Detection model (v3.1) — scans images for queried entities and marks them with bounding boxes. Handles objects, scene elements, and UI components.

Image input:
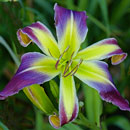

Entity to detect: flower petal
[73,60,130,111]
[54,4,88,59]
[17,21,60,58]
[59,75,78,126]
[49,75,79,128]
[75,38,127,65]
[49,115,60,129]
[23,84,56,114]
[0,52,60,100]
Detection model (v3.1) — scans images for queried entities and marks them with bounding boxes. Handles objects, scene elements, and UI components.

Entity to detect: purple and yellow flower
[0,4,130,128]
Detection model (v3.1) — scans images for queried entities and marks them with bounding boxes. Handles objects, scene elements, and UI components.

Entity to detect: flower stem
[73,113,100,130]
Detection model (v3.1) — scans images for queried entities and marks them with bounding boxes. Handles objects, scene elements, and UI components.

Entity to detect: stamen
[71,59,83,76]
[55,53,65,69]
[63,59,83,77]
[63,60,73,75]
[64,45,70,53]
[48,49,53,57]
[63,52,74,75]
[55,45,70,69]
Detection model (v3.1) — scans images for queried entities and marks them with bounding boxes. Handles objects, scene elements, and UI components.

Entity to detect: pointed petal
[23,84,56,114]
[54,4,88,59]
[59,75,78,127]
[49,75,79,128]
[75,38,127,65]
[73,60,130,111]
[17,21,60,58]
[0,52,60,99]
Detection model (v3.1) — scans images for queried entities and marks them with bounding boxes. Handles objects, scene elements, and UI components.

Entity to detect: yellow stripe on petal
[61,76,75,120]
[59,75,78,125]
[73,60,113,85]
[59,16,80,59]
[75,38,127,65]
[76,44,118,60]
[0,52,60,100]
[17,22,60,58]
[32,56,61,75]
[23,84,56,115]
[54,4,88,60]
[31,27,60,58]
[73,60,130,112]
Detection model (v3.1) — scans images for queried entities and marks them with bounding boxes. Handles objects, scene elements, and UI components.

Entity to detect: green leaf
[64,123,83,130]
[98,0,110,36]
[0,36,20,66]
[87,13,108,34]
[88,0,98,14]
[49,80,59,99]
[78,0,89,10]
[83,84,102,127]
[35,108,44,130]
[23,84,56,115]
[25,7,50,28]
[0,121,9,130]
[34,0,53,15]
[74,113,100,130]
[0,36,56,115]
[0,0,18,1]
[66,0,74,9]
[106,116,130,130]
[110,0,130,24]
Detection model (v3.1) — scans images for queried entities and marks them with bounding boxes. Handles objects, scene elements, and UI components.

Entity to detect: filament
[55,45,70,69]
[63,59,83,77]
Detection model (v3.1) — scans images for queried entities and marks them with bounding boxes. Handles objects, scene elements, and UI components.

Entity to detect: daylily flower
[0,4,130,128]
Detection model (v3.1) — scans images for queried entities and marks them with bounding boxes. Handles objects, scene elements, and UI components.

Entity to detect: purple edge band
[54,3,88,43]
[0,71,49,100]
[16,52,44,74]
[59,98,68,126]
[111,52,127,65]
[59,92,79,127]
[17,29,31,47]
[100,86,130,111]
[77,78,130,111]
[75,59,130,111]
[0,52,49,100]
[17,21,49,51]
[93,61,114,84]
[59,99,79,126]
[49,98,79,129]
[101,38,127,64]
[69,101,79,122]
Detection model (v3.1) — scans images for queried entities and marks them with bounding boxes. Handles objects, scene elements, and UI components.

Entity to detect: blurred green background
[0,0,130,130]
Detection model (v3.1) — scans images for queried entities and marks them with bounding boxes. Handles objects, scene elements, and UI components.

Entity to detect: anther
[63,59,83,77]
[63,52,74,75]
[64,45,70,53]
[55,45,70,69]
[48,49,53,57]
[71,59,83,76]
[63,60,73,75]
